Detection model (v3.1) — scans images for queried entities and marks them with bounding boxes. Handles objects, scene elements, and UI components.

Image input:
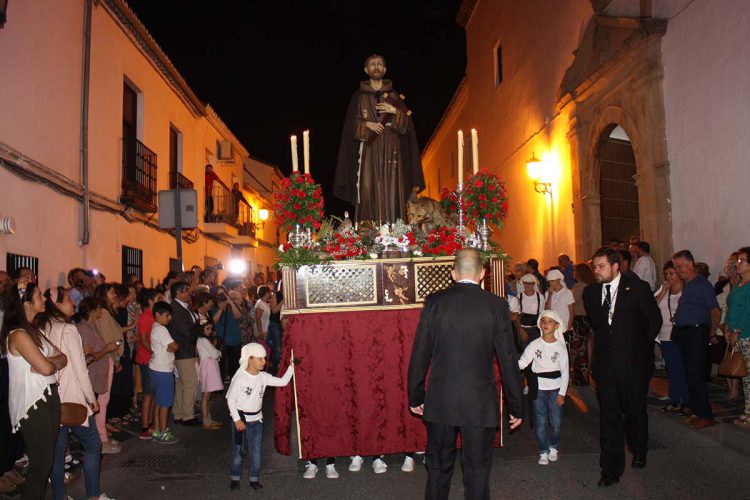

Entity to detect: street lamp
[526,152,551,195]
[256,208,269,229]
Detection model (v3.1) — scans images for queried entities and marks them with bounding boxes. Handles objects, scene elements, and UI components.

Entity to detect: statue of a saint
[334,54,425,223]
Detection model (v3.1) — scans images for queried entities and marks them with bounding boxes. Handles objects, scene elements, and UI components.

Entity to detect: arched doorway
[598,125,640,244]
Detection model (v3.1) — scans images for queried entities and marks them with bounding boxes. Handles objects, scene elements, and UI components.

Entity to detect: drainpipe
[79,0,93,245]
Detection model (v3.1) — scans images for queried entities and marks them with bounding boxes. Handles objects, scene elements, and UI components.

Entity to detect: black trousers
[221,344,241,380]
[19,385,60,500]
[0,357,22,474]
[674,325,713,418]
[425,421,496,500]
[596,373,649,479]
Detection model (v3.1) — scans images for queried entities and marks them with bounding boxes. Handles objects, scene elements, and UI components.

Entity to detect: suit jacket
[583,273,662,384]
[408,282,523,427]
[168,300,198,360]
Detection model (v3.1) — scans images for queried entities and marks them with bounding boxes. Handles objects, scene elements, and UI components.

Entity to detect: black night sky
[127,0,466,216]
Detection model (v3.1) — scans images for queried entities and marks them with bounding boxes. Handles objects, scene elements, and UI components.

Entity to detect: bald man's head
[452,249,484,282]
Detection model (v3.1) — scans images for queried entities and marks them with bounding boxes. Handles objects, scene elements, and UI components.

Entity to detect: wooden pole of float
[291,348,302,459]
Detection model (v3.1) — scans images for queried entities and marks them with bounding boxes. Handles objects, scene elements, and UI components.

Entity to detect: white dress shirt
[601,272,622,325]
[633,254,657,291]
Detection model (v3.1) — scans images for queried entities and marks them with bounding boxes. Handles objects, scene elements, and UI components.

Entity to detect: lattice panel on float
[414,262,455,302]
[304,264,378,307]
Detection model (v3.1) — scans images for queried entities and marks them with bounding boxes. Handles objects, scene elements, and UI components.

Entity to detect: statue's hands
[366,121,385,134]
[376,102,397,114]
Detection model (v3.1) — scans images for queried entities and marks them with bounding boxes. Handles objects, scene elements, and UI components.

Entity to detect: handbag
[718,344,748,378]
[60,402,88,427]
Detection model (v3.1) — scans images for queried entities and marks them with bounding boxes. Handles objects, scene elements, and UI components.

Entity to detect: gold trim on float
[282,303,424,316]
[303,264,379,308]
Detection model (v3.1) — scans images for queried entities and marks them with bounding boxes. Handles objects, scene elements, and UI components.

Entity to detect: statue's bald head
[364,54,386,67]
[452,249,484,282]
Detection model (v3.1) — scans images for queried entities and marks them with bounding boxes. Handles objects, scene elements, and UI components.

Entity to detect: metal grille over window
[122,246,143,281]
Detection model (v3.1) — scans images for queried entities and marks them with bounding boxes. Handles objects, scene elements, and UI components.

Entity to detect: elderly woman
[725,247,750,427]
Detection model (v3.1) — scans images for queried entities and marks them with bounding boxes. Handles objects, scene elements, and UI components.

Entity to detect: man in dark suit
[169,281,200,426]
[583,247,661,487]
[408,249,523,500]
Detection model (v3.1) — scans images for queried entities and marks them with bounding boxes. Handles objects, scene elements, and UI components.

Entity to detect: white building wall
[662,0,750,274]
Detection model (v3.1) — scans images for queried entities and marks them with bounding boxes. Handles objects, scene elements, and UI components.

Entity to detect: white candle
[303,130,310,175]
[471,129,479,174]
[291,135,298,172]
[457,130,464,185]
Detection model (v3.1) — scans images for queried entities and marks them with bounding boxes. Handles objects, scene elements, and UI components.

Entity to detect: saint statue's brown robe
[334,80,425,223]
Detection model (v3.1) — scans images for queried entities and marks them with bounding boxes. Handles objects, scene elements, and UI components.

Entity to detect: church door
[598,125,640,244]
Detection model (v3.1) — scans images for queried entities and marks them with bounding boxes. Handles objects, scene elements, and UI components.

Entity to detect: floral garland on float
[461,168,509,250]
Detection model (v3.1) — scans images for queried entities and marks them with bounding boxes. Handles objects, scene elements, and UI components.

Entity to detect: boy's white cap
[546,269,564,282]
[520,273,538,284]
[536,310,566,344]
[242,343,266,359]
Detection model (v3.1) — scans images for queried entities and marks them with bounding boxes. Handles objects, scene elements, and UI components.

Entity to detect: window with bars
[5,253,39,281]
[122,246,143,282]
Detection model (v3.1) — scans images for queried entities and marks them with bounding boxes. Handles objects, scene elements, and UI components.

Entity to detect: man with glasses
[671,249,721,430]
[583,247,661,487]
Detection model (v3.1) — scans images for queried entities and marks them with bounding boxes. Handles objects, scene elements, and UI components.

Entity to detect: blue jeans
[660,340,689,406]
[267,322,282,374]
[230,420,263,482]
[533,389,563,454]
[50,414,102,500]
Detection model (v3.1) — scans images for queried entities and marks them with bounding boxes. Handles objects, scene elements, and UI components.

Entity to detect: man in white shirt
[632,242,657,291]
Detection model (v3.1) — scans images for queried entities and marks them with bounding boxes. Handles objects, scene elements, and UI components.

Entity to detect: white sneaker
[325,464,339,479]
[372,458,387,474]
[303,462,318,479]
[401,456,414,472]
[349,455,363,472]
[99,494,116,500]
[538,453,549,465]
[548,448,558,462]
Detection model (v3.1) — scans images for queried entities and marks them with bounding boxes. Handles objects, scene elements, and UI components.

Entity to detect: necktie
[603,284,612,314]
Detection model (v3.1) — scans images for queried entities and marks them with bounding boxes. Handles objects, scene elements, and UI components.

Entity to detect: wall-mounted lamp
[256,208,269,229]
[526,153,551,195]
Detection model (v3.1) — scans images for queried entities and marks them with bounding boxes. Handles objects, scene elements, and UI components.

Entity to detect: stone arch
[562,16,672,265]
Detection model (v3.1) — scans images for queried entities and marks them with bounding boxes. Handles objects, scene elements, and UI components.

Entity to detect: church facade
[422,0,750,274]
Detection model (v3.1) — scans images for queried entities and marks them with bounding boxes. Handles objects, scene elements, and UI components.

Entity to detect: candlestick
[457,130,464,184]
[471,129,479,174]
[290,135,298,172]
[303,130,310,175]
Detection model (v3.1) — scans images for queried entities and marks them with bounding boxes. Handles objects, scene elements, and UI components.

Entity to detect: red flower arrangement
[439,187,465,215]
[462,169,509,227]
[321,230,367,260]
[273,172,325,233]
[422,226,465,256]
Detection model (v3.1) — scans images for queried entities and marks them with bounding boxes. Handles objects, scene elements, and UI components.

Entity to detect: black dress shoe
[598,476,620,487]
[181,418,200,427]
[230,480,240,490]
[249,481,263,490]
[632,456,647,469]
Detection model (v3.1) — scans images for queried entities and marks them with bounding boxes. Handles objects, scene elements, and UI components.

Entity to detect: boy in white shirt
[545,269,575,332]
[148,301,179,445]
[226,343,294,491]
[518,310,569,465]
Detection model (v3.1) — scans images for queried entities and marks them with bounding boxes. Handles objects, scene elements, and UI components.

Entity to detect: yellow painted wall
[421,0,592,269]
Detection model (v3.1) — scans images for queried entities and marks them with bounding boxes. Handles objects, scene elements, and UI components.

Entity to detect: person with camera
[213,289,243,382]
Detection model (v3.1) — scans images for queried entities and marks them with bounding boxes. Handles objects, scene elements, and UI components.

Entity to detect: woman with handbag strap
[38,287,114,500]
[1,281,67,500]
[724,246,750,428]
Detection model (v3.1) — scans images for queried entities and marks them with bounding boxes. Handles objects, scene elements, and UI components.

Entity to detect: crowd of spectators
[0,263,283,497]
